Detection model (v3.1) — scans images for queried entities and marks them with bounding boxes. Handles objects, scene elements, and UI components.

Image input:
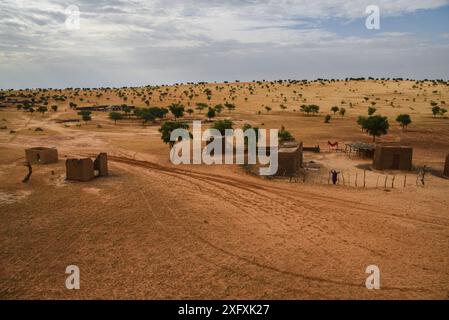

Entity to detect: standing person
[330,170,340,185]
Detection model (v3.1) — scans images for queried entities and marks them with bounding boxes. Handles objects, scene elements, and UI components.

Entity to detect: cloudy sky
[1,0,449,88]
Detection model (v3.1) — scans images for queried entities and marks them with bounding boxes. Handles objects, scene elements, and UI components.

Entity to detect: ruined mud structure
[373,145,413,171]
[25,147,58,164]
[444,154,449,177]
[276,142,303,176]
[66,153,108,182]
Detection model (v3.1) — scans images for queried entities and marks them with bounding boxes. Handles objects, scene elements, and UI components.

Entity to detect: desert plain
[1,79,449,299]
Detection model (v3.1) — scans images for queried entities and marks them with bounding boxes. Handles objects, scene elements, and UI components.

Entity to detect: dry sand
[1,80,448,299]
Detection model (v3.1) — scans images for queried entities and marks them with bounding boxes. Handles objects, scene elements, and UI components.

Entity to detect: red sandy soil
[1,81,448,299]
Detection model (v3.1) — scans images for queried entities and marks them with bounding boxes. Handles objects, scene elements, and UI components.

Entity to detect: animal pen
[344,142,376,158]
[25,147,58,164]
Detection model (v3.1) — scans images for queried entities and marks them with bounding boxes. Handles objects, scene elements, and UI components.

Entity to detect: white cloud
[1,0,449,87]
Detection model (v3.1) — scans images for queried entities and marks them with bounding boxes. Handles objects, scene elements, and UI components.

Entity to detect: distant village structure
[25,147,59,164]
[66,153,109,182]
[277,142,303,176]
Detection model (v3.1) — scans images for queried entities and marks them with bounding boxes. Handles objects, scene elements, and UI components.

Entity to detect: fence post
[363,170,366,188]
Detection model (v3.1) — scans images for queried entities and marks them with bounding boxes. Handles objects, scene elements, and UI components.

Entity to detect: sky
[1,0,449,89]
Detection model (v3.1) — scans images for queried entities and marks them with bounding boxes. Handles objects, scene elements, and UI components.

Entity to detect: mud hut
[444,154,449,177]
[66,153,109,182]
[66,158,95,182]
[25,147,58,164]
[276,142,303,176]
[373,145,413,171]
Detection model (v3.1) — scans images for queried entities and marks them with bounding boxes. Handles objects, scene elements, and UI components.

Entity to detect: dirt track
[1,81,449,299]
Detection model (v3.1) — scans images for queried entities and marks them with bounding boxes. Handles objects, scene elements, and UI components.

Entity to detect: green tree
[109,112,123,125]
[265,106,272,113]
[278,126,295,144]
[169,103,185,120]
[186,108,194,116]
[359,115,390,142]
[51,105,58,112]
[207,107,216,121]
[78,110,92,123]
[196,102,208,114]
[225,102,236,113]
[396,114,412,130]
[432,106,440,117]
[211,119,233,135]
[309,104,320,115]
[339,107,346,117]
[214,104,224,114]
[324,114,332,123]
[368,107,377,115]
[37,106,48,116]
[159,121,190,148]
[122,105,132,118]
[440,108,448,117]
[331,106,339,114]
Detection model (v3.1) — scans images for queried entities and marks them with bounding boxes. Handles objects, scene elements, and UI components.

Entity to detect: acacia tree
[359,115,389,142]
[159,121,190,148]
[396,114,412,130]
[37,106,48,116]
[339,107,346,117]
[278,126,295,144]
[432,106,441,117]
[212,119,233,135]
[169,103,185,120]
[331,106,339,114]
[368,106,377,115]
[224,102,236,113]
[109,112,123,125]
[196,102,208,114]
[207,107,216,121]
[77,110,92,123]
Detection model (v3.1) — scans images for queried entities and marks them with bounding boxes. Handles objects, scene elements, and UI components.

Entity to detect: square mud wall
[66,158,95,182]
[25,147,58,164]
[276,142,303,176]
[444,154,449,177]
[373,146,413,171]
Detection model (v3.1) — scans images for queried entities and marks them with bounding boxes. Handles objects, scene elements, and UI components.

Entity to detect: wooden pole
[355,171,358,187]
[391,175,396,189]
[376,175,380,188]
[363,170,366,188]
[404,175,407,188]
[342,171,345,186]
[384,175,388,189]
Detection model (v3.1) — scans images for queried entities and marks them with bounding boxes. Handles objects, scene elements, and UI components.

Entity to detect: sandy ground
[1,80,449,299]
